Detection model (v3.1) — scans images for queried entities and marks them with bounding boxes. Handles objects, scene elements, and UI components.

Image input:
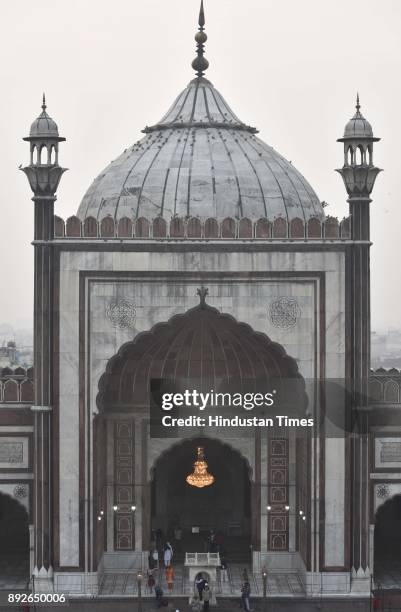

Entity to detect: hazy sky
[0,0,400,331]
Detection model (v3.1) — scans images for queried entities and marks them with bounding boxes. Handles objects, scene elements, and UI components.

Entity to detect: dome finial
[356,92,361,114]
[192,0,209,78]
[42,92,47,112]
[198,0,205,28]
[197,285,209,308]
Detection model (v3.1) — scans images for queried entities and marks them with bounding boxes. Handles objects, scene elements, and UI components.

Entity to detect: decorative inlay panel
[114,421,135,550]
[0,437,29,469]
[268,438,289,551]
[375,437,401,469]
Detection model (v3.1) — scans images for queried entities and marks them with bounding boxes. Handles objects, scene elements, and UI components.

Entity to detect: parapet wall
[54,215,351,240]
[0,367,34,404]
[1,366,399,405]
[369,368,401,405]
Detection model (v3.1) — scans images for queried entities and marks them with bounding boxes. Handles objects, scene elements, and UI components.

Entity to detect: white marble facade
[56,247,347,593]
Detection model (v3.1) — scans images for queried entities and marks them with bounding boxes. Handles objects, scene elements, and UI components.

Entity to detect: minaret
[21,96,66,591]
[336,96,381,591]
[336,94,381,240]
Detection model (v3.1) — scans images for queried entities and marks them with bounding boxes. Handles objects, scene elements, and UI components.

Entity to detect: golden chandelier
[186,447,215,488]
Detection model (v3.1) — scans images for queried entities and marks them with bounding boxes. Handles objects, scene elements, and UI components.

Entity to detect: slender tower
[21,96,66,591]
[337,96,381,591]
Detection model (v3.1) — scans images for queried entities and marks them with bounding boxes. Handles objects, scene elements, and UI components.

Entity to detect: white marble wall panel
[324,437,345,567]
[58,248,345,565]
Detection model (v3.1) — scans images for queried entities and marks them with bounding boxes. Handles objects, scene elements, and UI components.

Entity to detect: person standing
[202,583,211,611]
[195,575,206,600]
[147,568,156,593]
[220,558,228,583]
[150,546,159,569]
[154,584,164,608]
[164,542,173,567]
[241,581,251,612]
[165,564,175,592]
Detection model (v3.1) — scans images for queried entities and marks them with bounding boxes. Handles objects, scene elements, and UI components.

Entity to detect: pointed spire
[356,92,360,113]
[42,93,47,112]
[192,0,209,78]
[199,0,205,28]
[352,92,364,120]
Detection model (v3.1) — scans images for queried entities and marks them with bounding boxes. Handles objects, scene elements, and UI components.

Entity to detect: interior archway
[0,492,29,589]
[151,437,252,562]
[374,494,401,586]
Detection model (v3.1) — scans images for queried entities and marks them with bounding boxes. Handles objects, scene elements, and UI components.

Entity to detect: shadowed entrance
[374,494,401,589]
[0,492,29,589]
[151,438,252,562]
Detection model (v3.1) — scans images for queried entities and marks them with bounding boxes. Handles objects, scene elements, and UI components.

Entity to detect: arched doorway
[95,294,307,570]
[374,495,401,585]
[0,492,29,588]
[151,438,252,562]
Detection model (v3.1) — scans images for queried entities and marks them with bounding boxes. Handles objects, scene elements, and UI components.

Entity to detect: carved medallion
[13,484,28,499]
[106,299,136,329]
[376,484,390,500]
[269,297,301,330]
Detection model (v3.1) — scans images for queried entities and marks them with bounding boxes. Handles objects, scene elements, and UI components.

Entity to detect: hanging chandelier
[186,447,215,488]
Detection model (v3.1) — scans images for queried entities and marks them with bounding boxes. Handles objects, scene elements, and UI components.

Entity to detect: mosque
[1,1,401,602]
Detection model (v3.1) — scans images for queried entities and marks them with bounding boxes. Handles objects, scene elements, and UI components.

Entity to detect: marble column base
[351,567,371,594]
[31,566,54,593]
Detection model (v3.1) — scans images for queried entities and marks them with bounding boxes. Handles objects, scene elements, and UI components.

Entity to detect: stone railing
[185,552,221,566]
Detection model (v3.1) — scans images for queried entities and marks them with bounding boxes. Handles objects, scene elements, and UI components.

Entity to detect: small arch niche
[39,145,48,165]
[32,145,39,165]
[355,145,366,166]
[50,145,57,165]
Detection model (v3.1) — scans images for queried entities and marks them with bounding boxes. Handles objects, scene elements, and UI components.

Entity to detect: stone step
[99,564,305,597]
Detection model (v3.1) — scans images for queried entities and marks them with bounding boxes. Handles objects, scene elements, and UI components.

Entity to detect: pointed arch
[97,302,305,412]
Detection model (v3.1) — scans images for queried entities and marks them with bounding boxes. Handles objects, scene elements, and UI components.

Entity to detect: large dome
[78,79,323,222]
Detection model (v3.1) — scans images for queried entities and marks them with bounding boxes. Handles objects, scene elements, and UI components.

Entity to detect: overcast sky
[0,0,400,332]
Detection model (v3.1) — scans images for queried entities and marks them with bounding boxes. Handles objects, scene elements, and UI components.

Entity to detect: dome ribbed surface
[29,109,60,138]
[78,78,323,222]
[343,110,373,139]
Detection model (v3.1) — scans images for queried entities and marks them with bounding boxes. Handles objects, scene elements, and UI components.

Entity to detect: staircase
[98,563,305,597]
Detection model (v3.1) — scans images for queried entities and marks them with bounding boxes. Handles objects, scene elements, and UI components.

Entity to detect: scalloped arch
[97,302,304,412]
